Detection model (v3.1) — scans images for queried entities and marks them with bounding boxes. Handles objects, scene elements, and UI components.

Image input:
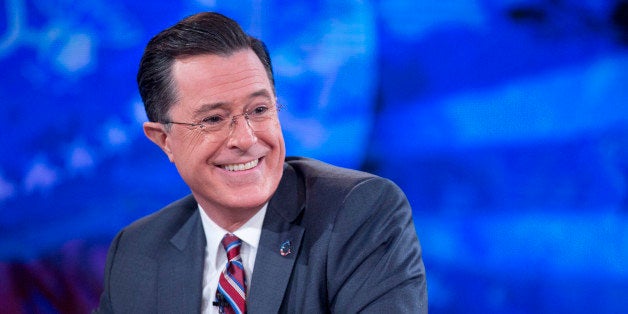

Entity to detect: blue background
[1,0,627,313]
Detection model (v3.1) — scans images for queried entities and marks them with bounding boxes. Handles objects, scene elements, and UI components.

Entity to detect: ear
[143,122,174,162]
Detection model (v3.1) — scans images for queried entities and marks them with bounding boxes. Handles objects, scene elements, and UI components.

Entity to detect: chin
[222,189,272,210]
[225,199,268,212]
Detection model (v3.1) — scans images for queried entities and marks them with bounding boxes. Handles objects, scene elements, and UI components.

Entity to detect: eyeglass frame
[158,103,283,139]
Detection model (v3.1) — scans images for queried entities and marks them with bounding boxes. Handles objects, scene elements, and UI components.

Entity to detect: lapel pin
[280,240,292,256]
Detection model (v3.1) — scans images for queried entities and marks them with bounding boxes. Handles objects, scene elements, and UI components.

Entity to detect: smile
[222,158,259,172]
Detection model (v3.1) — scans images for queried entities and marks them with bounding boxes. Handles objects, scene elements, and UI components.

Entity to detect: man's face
[145,49,285,215]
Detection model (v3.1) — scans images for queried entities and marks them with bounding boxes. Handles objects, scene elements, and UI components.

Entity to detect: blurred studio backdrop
[1,0,627,313]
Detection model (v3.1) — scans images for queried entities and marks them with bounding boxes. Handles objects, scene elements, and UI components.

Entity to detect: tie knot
[222,233,242,260]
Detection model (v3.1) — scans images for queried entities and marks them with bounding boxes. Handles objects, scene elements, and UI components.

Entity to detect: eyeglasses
[160,104,281,142]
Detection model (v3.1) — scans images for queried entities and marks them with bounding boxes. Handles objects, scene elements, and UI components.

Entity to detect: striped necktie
[215,233,246,314]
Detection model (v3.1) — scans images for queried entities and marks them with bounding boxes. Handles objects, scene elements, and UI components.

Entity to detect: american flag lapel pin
[280,240,292,256]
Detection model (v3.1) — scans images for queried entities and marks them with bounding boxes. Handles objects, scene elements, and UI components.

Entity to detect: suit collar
[169,195,202,251]
[247,162,306,313]
[159,197,206,313]
[267,162,305,222]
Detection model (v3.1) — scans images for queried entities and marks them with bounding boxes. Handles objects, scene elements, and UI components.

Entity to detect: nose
[226,115,257,150]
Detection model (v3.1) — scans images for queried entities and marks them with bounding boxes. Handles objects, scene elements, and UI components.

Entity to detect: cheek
[268,123,285,149]
[172,132,216,164]
[276,130,286,157]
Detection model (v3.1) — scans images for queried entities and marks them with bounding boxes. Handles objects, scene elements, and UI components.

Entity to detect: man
[96,12,427,313]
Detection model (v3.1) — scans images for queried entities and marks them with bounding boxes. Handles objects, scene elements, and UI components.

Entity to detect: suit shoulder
[285,157,404,208]
[118,195,197,246]
[125,194,196,230]
[285,156,381,186]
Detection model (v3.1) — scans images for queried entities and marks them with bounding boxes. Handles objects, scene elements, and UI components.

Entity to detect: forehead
[171,50,272,109]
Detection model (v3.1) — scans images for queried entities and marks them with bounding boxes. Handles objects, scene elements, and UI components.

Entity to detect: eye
[250,105,270,116]
[201,114,226,125]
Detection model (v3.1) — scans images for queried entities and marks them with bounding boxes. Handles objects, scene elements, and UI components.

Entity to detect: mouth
[220,158,261,172]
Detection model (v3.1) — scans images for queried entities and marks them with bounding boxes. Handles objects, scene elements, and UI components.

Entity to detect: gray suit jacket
[96,157,427,313]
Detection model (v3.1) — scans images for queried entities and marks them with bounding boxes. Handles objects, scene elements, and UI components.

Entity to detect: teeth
[223,159,259,172]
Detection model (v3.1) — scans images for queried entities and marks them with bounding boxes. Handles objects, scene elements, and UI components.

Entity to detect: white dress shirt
[198,203,267,314]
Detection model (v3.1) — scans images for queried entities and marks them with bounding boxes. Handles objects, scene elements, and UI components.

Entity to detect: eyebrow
[192,89,274,117]
[192,102,228,118]
[248,89,273,101]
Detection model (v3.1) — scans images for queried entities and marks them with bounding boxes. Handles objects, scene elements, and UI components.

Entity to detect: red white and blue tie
[215,234,246,314]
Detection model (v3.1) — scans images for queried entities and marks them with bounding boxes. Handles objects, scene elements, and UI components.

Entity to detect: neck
[198,201,263,232]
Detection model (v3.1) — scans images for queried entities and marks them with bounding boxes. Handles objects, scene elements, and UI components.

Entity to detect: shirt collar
[198,203,267,262]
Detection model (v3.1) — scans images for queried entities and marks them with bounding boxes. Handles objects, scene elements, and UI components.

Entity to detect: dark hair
[137,12,275,122]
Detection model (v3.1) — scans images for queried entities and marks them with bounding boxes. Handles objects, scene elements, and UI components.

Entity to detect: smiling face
[143,49,285,228]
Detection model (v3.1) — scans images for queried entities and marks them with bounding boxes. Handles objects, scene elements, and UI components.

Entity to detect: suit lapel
[247,163,306,313]
[157,204,206,313]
